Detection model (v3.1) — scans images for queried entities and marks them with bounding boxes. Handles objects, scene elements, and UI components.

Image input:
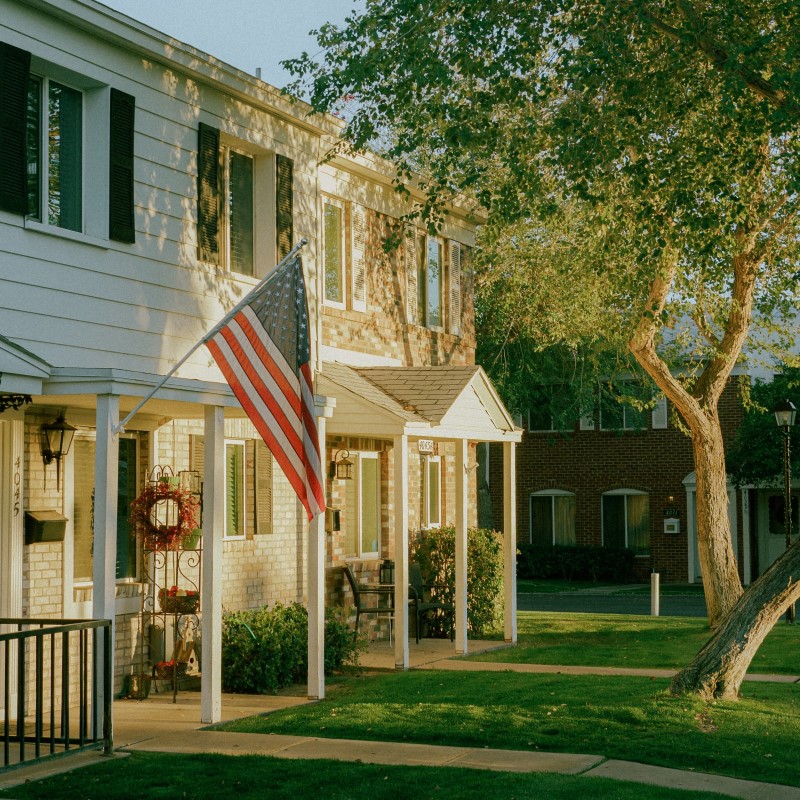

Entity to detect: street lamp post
[773,400,797,623]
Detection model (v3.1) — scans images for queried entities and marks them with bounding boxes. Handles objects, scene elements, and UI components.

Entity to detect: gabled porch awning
[318,362,521,443]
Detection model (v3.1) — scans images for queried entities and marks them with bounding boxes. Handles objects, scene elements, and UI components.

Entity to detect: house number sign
[13,456,21,516]
[417,439,435,455]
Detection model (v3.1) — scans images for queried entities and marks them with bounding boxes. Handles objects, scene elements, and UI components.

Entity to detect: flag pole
[113,238,309,434]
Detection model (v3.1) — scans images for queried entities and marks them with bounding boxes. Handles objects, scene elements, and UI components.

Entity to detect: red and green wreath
[130,480,200,551]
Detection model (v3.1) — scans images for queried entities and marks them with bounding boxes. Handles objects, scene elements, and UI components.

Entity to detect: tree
[285,1,800,698]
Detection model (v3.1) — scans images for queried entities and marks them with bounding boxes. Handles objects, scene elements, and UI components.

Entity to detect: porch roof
[318,362,522,442]
[0,334,51,395]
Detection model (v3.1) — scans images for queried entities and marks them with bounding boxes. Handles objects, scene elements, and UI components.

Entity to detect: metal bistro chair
[408,562,454,644]
[343,564,394,636]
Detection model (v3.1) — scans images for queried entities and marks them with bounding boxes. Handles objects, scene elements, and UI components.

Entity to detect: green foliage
[221,603,361,694]
[411,527,504,636]
[728,367,800,487]
[517,545,636,583]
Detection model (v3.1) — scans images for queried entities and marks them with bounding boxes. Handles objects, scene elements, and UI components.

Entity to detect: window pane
[228,151,254,275]
[602,494,626,549]
[600,385,624,430]
[360,456,379,554]
[768,494,800,536]
[344,474,357,556]
[73,439,94,582]
[627,494,650,554]
[427,459,441,527]
[48,81,82,231]
[427,238,442,327]
[416,233,427,324]
[116,438,138,579]
[528,403,553,432]
[225,443,245,537]
[531,495,553,546]
[324,202,343,302]
[553,495,576,546]
[26,76,41,220]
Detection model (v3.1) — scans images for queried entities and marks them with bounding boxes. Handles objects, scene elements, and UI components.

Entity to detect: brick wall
[321,207,476,367]
[491,379,746,582]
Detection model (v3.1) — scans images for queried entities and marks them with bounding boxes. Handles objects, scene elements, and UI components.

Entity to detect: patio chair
[408,562,454,644]
[342,564,394,635]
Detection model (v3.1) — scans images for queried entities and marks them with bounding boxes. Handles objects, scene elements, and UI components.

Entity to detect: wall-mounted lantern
[40,413,76,491]
[329,448,353,481]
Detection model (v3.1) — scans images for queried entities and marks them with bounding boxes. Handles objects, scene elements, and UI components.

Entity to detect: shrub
[411,527,504,637]
[517,544,635,583]
[222,603,361,694]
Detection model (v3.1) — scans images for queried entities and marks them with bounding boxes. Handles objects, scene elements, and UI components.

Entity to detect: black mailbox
[25,510,67,545]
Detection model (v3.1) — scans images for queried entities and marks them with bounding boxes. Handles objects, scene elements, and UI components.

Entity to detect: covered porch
[317,362,522,674]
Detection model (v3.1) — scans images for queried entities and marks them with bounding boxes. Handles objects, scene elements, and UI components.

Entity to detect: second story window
[323,197,346,306]
[198,122,289,277]
[27,76,82,232]
[418,233,443,329]
[222,147,254,276]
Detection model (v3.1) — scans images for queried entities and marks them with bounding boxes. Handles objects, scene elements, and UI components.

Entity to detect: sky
[97,0,359,90]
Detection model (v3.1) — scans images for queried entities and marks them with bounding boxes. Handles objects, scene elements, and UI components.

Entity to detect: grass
[0,751,725,800]
[216,670,800,788]
[466,611,800,673]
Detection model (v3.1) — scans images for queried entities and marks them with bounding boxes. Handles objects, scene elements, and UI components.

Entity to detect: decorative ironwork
[0,394,31,414]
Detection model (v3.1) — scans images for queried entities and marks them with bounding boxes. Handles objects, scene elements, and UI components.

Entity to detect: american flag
[204,256,325,521]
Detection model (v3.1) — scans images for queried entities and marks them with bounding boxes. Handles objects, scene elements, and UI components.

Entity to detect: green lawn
[466,611,800,673]
[216,670,800,787]
[0,752,725,800]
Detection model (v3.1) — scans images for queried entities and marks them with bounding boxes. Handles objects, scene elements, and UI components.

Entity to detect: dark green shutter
[197,122,220,264]
[0,42,31,215]
[108,88,135,243]
[275,153,293,259]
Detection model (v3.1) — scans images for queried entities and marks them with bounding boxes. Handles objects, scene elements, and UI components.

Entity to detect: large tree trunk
[670,541,800,699]
[691,417,743,626]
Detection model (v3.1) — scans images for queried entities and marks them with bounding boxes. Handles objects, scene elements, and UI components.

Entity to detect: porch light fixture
[329,449,353,481]
[40,413,77,492]
[773,399,797,623]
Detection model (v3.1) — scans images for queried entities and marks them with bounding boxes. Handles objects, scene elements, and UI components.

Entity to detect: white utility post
[503,440,517,643]
[93,394,119,736]
[201,405,224,724]
[455,439,469,654]
[393,434,409,669]
[307,402,331,700]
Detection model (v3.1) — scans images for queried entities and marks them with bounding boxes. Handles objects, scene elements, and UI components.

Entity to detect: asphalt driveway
[518,586,708,617]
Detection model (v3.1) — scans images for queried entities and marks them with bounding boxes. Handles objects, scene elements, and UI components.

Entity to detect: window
[404,229,461,333]
[344,452,381,558]
[225,440,246,538]
[602,490,649,555]
[530,491,576,546]
[421,455,442,528]
[528,386,577,432]
[222,147,254,276]
[417,233,443,328]
[26,75,82,231]
[73,433,138,583]
[0,43,135,240]
[600,382,649,430]
[323,197,345,306]
[197,122,286,275]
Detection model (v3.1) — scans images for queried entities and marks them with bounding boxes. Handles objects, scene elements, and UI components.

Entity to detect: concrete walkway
[3,643,800,800]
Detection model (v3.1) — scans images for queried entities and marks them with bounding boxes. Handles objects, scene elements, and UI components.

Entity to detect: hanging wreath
[130,480,200,551]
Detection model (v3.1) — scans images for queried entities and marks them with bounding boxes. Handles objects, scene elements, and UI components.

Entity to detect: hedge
[517,544,635,582]
[221,603,361,695]
[411,526,504,637]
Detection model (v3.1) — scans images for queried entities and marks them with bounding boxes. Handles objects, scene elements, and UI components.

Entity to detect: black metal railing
[0,618,112,770]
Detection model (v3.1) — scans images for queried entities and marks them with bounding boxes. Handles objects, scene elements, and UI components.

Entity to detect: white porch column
[93,394,119,734]
[455,438,469,654]
[201,405,224,724]
[393,434,409,669]
[308,395,334,700]
[503,440,517,643]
